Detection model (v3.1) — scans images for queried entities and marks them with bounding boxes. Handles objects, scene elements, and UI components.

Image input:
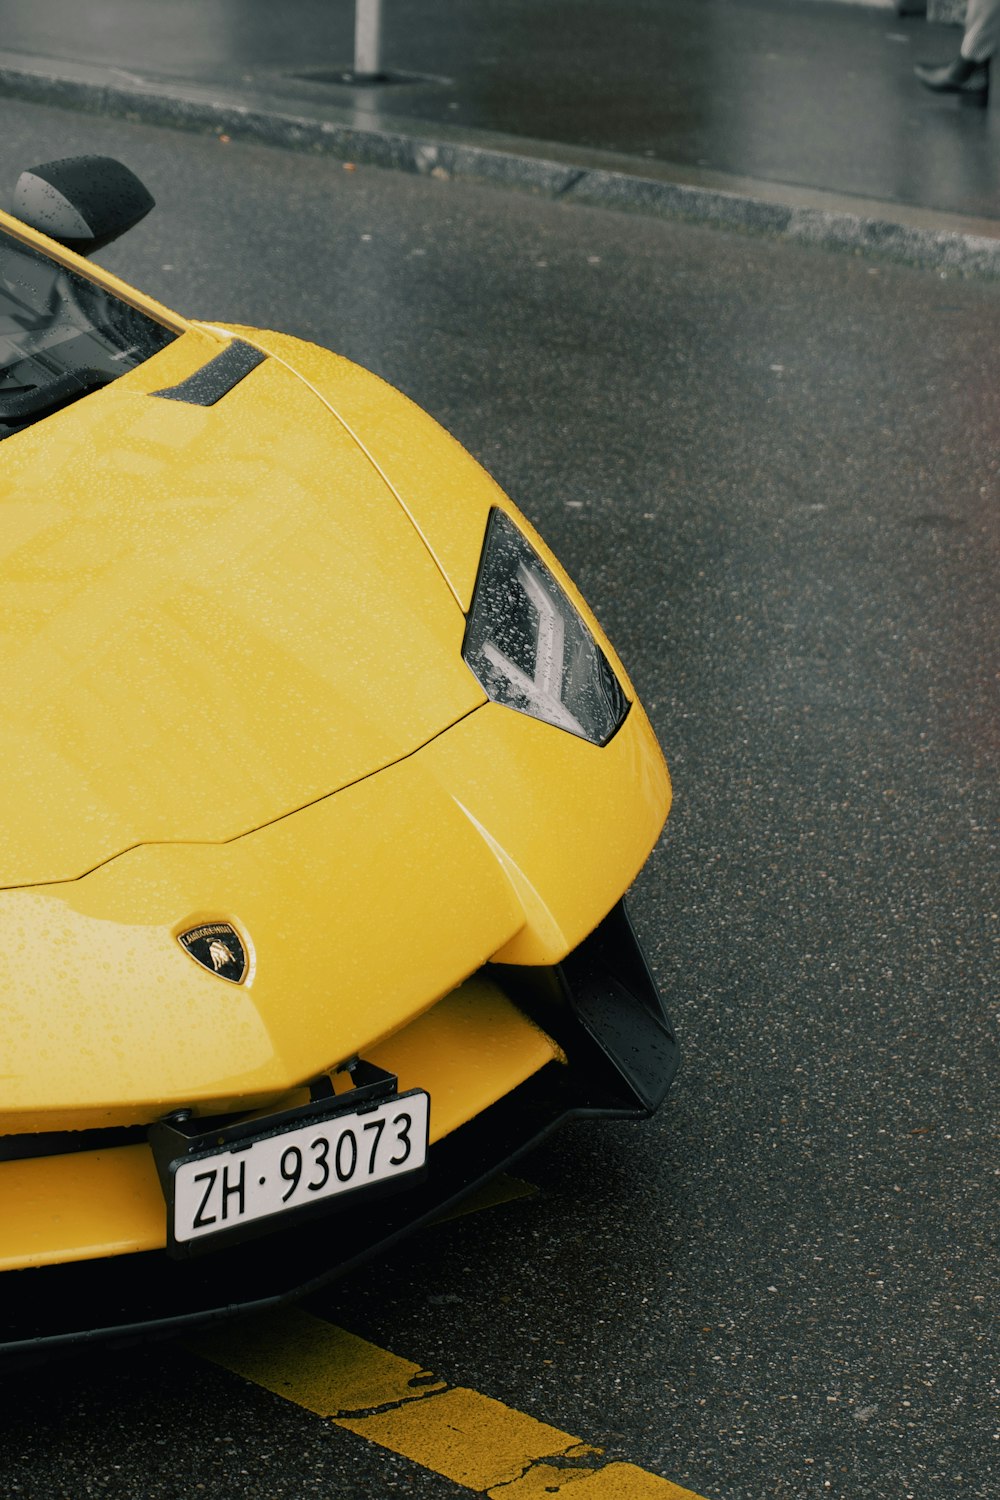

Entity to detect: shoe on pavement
[914,56,989,97]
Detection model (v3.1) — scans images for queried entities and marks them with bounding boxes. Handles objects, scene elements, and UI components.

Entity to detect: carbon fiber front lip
[0,901,678,1367]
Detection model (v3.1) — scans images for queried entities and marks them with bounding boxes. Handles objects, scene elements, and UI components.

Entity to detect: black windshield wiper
[0,366,113,425]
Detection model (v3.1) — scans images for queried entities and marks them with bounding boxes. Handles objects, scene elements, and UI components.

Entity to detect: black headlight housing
[462,508,629,746]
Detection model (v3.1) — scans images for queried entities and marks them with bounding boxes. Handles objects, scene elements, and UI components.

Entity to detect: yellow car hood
[0,331,483,887]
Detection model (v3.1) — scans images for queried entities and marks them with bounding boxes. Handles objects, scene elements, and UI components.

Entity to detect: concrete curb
[2,55,999,279]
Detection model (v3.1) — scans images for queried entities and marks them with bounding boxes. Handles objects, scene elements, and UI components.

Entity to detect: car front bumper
[0,901,678,1368]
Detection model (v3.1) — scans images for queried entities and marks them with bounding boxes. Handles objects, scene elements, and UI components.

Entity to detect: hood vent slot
[153,339,265,406]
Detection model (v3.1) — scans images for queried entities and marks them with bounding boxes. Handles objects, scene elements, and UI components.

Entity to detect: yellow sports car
[0,156,677,1362]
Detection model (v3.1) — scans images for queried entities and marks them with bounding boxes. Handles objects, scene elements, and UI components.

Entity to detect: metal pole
[354,0,384,80]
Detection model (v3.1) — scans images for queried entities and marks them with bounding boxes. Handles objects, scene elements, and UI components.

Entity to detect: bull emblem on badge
[208,938,236,972]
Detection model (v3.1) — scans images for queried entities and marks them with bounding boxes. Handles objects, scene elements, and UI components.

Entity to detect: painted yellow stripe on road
[192,1308,711,1500]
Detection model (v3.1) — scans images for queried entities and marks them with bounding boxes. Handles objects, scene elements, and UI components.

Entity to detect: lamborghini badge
[178,923,248,984]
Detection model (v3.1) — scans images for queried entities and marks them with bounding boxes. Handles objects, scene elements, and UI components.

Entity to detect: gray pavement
[0,0,999,274]
[1,93,997,1500]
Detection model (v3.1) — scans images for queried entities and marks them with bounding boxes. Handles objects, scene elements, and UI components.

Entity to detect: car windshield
[0,226,176,441]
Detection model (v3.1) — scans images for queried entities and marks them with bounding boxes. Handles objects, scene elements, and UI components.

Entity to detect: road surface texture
[0,0,998,222]
[0,96,996,1500]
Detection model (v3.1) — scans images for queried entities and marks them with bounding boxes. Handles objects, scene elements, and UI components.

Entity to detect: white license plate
[171,1091,430,1245]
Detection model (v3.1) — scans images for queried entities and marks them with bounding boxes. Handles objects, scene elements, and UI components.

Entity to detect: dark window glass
[0,228,176,440]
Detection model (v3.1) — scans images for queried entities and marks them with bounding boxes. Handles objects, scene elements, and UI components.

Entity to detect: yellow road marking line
[192,1308,712,1500]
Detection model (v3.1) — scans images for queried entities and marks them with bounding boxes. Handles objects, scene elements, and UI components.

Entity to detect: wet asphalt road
[1,99,998,1500]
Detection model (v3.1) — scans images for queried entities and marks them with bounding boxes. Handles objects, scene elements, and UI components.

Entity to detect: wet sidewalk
[1,0,998,256]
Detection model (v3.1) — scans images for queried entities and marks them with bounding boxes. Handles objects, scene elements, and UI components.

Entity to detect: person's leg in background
[915,0,1000,95]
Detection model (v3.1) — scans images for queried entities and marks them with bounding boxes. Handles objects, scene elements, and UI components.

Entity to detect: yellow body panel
[0,695,666,1132]
[0,980,562,1269]
[421,702,670,967]
[0,330,483,886]
[217,324,640,696]
[219,324,506,613]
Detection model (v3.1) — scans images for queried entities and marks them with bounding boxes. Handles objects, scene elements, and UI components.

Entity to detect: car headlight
[462,508,629,745]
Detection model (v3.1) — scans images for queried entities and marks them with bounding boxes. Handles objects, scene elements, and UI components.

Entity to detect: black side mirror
[11,156,154,256]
